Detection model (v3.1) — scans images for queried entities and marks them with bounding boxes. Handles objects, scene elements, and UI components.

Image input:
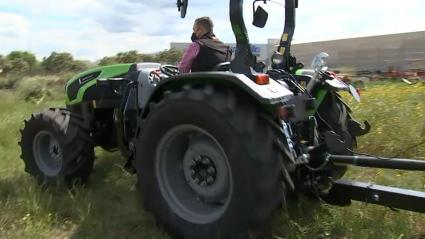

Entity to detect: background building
[171,30,425,72]
[268,30,425,72]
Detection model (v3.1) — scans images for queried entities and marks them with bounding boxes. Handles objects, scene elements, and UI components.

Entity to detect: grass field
[0,81,424,239]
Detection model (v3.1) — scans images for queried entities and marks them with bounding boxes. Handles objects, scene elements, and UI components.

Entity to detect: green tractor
[19,0,311,237]
[17,0,380,238]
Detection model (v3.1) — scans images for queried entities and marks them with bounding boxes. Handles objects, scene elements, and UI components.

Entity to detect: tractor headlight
[271,51,284,65]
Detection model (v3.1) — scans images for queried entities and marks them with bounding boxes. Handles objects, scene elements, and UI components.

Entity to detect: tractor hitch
[322,179,425,214]
[313,152,425,214]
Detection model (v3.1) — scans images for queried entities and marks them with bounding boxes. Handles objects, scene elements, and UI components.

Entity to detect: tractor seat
[212,62,231,72]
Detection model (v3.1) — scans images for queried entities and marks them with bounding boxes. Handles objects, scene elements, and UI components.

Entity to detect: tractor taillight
[356,88,361,96]
[255,74,269,85]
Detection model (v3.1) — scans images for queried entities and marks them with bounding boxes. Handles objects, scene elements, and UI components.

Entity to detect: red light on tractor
[329,71,336,78]
[356,88,361,96]
[255,74,270,85]
[278,106,288,120]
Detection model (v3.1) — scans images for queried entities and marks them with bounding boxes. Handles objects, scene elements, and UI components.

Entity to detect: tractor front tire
[134,85,288,239]
[19,108,95,187]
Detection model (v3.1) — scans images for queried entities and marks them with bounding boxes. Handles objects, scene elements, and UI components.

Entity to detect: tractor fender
[135,68,162,109]
[139,72,295,115]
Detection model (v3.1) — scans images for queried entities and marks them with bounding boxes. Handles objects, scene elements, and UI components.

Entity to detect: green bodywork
[65,64,133,105]
[308,89,327,116]
[294,69,327,116]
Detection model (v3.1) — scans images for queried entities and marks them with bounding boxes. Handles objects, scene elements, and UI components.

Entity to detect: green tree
[6,51,37,71]
[42,52,76,72]
[98,56,118,66]
[99,51,157,66]
[0,55,5,68]
[139,54,156,62]
[155,47,184,64]
[116,50,140,63]
[69,60,89,72]
[3,58,29,89]
[0,55,12,73]
[9,58,29,74]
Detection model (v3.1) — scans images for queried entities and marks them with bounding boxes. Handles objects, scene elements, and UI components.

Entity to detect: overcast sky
[1,0,425,61]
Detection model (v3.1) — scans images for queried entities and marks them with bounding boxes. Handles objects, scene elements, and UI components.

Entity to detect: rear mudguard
[295,70,371,139]
[295,69,350,93]
[312,89,371,139]
[139,72,295,118]
[311,90,353,115]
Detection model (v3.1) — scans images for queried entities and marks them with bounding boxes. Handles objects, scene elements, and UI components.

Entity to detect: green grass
[0,82,424,239]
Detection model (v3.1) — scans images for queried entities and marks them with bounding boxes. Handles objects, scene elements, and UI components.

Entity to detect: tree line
[0,48,184,75]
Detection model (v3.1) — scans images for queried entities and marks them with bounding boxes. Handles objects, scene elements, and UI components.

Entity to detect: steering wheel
[148,71,162,85]
[160,65,180,77]
[176,0,188,18]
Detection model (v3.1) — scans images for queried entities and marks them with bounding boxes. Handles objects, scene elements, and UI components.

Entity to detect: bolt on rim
[32,130,63,177]
[155,124,233,224]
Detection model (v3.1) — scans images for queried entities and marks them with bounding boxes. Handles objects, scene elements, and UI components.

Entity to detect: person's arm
[178,42,200,73]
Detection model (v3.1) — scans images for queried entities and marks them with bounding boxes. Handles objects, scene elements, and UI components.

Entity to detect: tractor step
[321,179,425,213]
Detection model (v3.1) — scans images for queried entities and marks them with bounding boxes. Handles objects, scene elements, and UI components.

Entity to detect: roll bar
[229,0,258,75]
[278,0,297,70]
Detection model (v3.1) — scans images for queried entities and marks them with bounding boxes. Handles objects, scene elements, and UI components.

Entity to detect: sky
[1,0,425,62]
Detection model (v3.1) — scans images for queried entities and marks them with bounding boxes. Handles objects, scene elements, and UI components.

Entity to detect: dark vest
[191,33,231,72]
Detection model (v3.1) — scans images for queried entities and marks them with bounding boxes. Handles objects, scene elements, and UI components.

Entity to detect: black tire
[134,85,289,239]
[316,92,355,179]
[18,108,95,187]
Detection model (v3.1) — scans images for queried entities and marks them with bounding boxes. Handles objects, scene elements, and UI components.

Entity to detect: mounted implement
[17,0,425,238]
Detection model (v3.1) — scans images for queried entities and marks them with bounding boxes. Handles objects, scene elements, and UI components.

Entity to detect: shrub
[0,74,25,89]
[58,71,78,83]
[15,77,46,101]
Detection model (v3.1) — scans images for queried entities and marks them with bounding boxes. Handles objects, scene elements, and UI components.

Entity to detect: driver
[178,16,232,73]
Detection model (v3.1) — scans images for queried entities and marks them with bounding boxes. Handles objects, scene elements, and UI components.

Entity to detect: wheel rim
[155,124,233,224]
[32,130,63,177]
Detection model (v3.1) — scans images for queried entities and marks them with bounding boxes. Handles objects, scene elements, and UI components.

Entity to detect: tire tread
[18,107,95,186]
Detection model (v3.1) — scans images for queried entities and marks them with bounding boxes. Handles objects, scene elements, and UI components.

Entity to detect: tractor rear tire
[134,85,288,239]
[19,108,95,187]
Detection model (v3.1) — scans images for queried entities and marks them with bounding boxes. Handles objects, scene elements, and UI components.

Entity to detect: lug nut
[202,158,210,165]
[189,160,196,166]
[206,177,214,183]
[207,167,215,174]
[193,178,200,184]
[190,170,195,175]
[194,156,202,162]
[200,181,207,187]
